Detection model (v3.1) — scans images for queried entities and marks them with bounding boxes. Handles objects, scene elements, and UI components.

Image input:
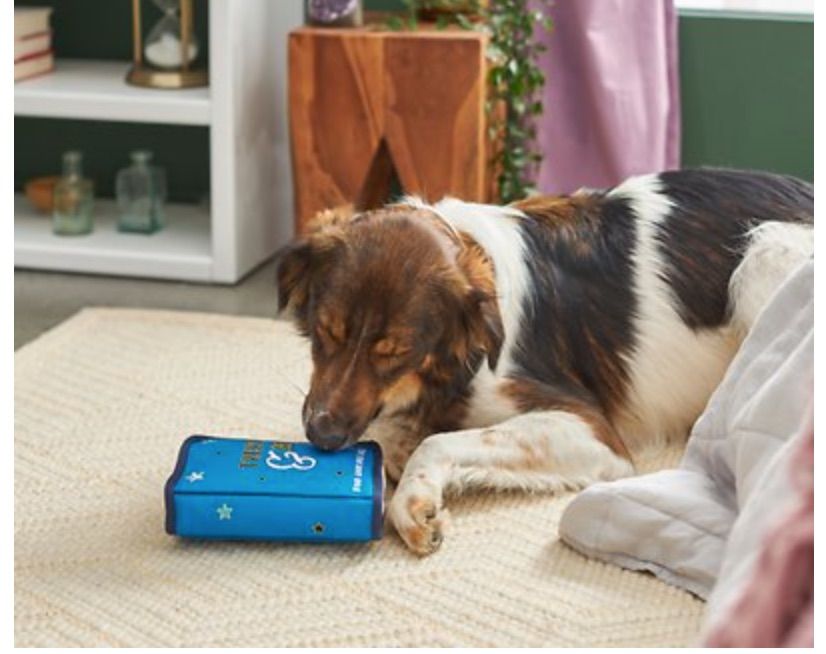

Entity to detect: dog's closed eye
[373,339,412,359]
[316,323,340,342]
[314,319,345,355]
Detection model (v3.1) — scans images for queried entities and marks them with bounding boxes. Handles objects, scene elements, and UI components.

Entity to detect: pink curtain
[534,0,681,193]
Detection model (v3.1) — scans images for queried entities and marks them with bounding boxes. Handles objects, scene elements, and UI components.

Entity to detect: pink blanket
[704,415,814,647]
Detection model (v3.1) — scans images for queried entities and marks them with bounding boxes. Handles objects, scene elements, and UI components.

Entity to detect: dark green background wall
[679,12,812,180]
[14,2,813,201]
[15,118,210,203]
[14,0,210,63]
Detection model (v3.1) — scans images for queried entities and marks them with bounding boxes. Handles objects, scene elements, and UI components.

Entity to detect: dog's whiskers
[281,377,308,399]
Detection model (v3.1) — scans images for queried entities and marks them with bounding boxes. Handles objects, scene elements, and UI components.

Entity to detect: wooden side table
[288,22,495,232]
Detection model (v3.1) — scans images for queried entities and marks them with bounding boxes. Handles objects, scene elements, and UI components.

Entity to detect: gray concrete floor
[14,258,282,350]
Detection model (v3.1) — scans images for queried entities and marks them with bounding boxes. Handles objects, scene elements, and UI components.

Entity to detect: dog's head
[276,206,503,451]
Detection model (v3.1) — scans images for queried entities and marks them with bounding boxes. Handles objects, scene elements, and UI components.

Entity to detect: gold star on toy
[216,503,233,520]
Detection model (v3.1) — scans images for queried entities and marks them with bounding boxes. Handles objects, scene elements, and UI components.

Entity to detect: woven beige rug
[15,308,705,647]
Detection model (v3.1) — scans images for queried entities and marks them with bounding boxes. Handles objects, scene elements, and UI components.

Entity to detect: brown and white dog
[276,168,813,555]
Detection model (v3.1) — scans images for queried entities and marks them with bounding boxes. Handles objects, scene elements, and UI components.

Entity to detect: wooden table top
[294,12,488,41]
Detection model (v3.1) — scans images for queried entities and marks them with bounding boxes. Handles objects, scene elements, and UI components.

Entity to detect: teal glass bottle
[116,150,166,234]
[52,150,94,236]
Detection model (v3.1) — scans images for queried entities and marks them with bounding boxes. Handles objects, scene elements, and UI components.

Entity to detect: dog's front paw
[388,476,448,556]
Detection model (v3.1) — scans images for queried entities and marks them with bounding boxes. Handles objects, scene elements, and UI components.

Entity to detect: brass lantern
[126,0,208,89]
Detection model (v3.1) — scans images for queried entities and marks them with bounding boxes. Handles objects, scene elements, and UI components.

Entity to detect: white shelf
[13,2,303,283]
[14,194,213,281]
[14,59,211,126]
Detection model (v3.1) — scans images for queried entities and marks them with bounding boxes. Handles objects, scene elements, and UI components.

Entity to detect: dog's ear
[275,239,311,314]
[464,288,504,370]
[457,239,503,370]
[438,282,503,372]
[275,230,344,328]
[438,240,503,371]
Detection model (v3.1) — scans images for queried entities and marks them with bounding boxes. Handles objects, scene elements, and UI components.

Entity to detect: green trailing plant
[387,1,553,203]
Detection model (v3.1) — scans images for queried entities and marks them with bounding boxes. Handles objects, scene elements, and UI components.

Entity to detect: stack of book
[15,7,54,82]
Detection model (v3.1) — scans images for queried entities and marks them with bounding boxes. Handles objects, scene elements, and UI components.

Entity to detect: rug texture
[15,308,704,647]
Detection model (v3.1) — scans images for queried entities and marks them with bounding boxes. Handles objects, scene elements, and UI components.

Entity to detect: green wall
[14,118,210,203]
[14,0,210,64]
[679,12,813,180]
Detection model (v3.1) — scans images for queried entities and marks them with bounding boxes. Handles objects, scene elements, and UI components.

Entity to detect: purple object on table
[307,0,362,26]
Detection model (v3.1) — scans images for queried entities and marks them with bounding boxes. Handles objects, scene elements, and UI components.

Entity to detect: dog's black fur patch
[509,168,814,415]
[657,168,813,328]
[512,195,638,415]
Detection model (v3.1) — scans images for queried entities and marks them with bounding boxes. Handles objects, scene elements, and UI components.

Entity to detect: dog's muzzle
[304,407,355,451]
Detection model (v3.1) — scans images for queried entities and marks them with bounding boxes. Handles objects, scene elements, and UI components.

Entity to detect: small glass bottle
[116,150,167,234]
[52,150,94,236]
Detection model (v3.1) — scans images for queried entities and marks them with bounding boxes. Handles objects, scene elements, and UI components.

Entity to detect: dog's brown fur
[278,206,503,452]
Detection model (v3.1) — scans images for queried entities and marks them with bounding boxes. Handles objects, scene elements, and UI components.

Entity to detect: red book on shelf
[15,50,54,83]
[15,31,52,62]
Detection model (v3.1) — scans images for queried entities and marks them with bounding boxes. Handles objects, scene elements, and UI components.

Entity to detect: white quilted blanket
[559,260,813,631]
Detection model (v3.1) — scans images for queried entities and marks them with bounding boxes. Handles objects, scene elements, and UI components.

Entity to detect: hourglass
[126,0,208,89]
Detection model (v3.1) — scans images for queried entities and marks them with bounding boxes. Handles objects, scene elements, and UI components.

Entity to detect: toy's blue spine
[170,493,380,542]
[164,434,207,535]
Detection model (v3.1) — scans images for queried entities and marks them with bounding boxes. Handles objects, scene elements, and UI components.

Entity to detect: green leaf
[489,67,505,86]
[385,16,405,31]
[486,44,504,61]
[481,0,550,202]
[456,14,475,30]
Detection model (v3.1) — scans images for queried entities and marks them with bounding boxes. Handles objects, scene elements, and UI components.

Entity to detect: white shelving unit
[14,59,211,125]
[15,194,212,280]
[14,0,303,283]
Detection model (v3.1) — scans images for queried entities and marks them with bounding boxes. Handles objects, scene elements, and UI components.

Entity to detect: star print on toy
[185,471,204,483]
[216,503,233,520]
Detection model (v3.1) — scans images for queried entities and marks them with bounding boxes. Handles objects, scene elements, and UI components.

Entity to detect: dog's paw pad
[389,482,448,556]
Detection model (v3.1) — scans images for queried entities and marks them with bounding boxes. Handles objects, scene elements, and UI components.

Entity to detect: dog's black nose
[310,431,349,452]
[305,409,350,451]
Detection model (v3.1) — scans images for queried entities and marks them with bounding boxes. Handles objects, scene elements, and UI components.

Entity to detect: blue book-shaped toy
[165,435,384,542]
